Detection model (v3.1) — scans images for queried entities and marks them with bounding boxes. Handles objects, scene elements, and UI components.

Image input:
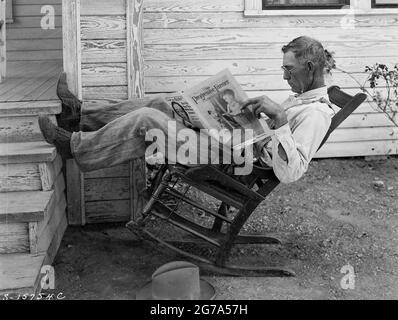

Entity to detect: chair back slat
[328,85,354,109]
[318,86,367,150]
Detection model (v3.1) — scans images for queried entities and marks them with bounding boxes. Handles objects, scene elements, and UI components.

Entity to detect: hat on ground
[136,261,216,300]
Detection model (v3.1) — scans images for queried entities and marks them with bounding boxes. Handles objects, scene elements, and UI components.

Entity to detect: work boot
[56,72,82,132]
[38,115,73,159]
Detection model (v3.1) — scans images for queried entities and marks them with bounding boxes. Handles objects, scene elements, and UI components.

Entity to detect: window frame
[244,0,398,16]
[371,0,398,8]
[262,0,350,11]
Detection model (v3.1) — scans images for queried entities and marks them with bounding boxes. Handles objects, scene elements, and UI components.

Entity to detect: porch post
[62,0,85,225]
[0,0,6,82]
[127,0,146,221]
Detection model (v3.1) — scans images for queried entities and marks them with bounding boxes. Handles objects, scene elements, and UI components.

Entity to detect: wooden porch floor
[0,61,63,103]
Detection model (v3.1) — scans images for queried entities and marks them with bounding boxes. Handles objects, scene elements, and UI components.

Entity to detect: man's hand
[241,95,288,129]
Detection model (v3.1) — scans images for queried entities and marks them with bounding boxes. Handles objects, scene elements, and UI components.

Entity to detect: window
[372,0,398,8]
[245,0,398,15]
[262,0,350,10]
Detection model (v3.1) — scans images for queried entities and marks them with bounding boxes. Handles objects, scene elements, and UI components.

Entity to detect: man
[221,89,242,115]
[39,36,335,183]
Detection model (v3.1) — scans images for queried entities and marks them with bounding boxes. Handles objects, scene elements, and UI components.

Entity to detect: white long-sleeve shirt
[259,86,336,184]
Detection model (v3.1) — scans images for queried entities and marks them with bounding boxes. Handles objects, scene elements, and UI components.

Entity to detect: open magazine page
[163,93,203,129]
[182,69,273,148]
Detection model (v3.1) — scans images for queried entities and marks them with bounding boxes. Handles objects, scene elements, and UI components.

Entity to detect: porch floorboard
[0,61,63,103]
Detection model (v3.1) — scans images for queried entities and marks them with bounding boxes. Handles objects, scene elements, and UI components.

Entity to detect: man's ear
[307,61,315,73]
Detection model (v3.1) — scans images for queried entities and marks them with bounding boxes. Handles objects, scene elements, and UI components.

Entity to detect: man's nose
[283,70,290,81]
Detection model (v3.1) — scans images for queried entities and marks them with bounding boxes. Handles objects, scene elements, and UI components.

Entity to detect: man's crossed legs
[39,77,233,173]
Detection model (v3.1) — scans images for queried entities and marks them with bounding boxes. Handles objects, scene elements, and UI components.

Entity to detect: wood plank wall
[79,0,398,223]
[7,0,62,61]
[82,0,398,158]
[80,0,137,224]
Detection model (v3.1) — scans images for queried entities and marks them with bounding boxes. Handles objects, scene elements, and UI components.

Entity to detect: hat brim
[135,279,216,300]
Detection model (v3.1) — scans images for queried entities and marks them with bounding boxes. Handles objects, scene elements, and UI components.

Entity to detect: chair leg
[215,201,259,266]
[148,164,168,195]
[126,169,171,233]
[211,202,228,232]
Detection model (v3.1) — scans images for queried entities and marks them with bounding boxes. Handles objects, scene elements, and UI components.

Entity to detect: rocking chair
[126,86,367,277]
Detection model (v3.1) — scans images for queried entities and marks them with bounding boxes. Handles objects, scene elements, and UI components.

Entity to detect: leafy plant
[336,62,398,127]
[324,49,397,127]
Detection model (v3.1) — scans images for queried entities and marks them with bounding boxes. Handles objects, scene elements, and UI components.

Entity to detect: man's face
[222,94,234,103]
[282,51,310,94]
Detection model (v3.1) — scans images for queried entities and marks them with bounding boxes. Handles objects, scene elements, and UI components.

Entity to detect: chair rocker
[126,86,367,277]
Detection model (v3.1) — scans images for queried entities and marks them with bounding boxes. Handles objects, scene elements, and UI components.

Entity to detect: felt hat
[136,261,216,300]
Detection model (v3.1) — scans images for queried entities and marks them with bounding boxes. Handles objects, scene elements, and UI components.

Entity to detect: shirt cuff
[274,122,292,140]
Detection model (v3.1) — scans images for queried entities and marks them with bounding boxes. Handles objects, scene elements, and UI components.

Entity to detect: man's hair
[221,89,235,97]
[282,36,326,72]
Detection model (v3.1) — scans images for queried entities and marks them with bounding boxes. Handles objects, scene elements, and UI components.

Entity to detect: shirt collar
[282,86,329,110]
[295,86,328,101]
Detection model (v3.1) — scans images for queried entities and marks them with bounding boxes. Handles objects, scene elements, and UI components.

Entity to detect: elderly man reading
[39,36,335,184]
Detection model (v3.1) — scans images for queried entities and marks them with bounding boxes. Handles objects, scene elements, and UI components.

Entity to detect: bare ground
[53,157,398,300]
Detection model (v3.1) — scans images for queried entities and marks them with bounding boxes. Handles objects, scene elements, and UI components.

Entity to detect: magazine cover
[163,94,203,129]
[182,69,273,148]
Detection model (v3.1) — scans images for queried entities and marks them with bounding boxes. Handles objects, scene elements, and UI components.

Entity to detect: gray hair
[282,36,327,73]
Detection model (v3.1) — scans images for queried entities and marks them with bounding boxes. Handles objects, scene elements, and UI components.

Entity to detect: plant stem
[336,67,398,127]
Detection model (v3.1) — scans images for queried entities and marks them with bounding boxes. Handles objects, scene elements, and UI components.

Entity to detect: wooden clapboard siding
[143,58,382,76]
[79,2,127,220]
[84,177,130,202]
[82,63,127,86]
[7,49,62,61]
[138,0,398,157]
[82,60,382,83]
[80,0,244,15]
[12,5,61,17]
[317,140,398,158]
[80,15,126,39]
[143,42,398,60]
[85,199,130,224]
[143,28,398,44]
[81,39,127,63]
[83,41,398,64]
[84,164,130,179]
[7,0,62,61]
[83,72,374,91]
[78,0,146,224]
[9,15,62,28]
[83,72,382,94]
[82,86,128,99]
[77,0,398,225]
[142,12,398,29]
[7,28,61,40]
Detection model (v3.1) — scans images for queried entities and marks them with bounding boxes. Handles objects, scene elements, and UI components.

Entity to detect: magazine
[164,69,273,150]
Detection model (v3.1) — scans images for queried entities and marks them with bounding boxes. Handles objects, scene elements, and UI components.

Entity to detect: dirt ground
[53,156,398,300]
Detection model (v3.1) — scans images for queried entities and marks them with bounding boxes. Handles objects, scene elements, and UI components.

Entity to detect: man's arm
[270,108,331,183]
[242,95,331,183]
